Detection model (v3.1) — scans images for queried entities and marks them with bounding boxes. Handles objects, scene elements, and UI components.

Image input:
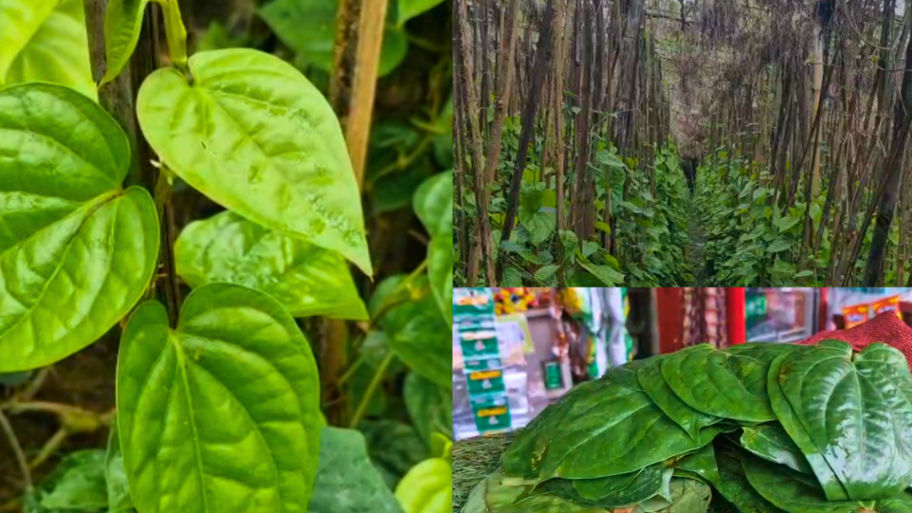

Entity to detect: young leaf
[117,283,322,513]
[394,457,452,513]
[136,48,372,274]
[0,0,95,100]
[175,211,367,320]
[103,0,187,84]
[0,84,159,372]
[309,427,404,513]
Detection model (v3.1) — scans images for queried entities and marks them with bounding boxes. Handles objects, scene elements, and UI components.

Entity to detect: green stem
[348,351,395,428]
[0,408,31,490]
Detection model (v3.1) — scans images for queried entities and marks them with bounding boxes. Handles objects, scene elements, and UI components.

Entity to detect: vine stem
[348,351,395,429]
[0,408,31,491]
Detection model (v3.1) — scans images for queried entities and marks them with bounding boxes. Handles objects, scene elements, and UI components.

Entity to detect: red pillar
[727,288,747,345]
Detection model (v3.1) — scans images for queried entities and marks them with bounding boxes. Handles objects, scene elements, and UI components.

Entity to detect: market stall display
[459,335,912,512]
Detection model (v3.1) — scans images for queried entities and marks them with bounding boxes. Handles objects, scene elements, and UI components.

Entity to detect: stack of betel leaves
[461,341,912,513]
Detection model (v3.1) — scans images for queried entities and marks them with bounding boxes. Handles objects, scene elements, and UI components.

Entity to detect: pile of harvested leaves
[461,341,912,513]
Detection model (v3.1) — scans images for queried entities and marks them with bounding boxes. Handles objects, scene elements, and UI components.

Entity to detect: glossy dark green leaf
[674,444,720,484]
[309,427,404,513]
[34,450,108,511]
[259,0,407,76]
[502,366,719,481]
[742,452,912,513]
[378,275,451,388]
[0,83,159,372]
[637,355,719,440]
[661,343,797,423]
[136,48,372,274]
[404,372,453,445]
[117,283,322,513]
[711,450,785,513]
[636,478,712,513]
[0,0,95,99]
[533,465,672,508]
[739,423,812,474]
[394,457,452,513]
[175,211,367,320]
[770,341,912,500]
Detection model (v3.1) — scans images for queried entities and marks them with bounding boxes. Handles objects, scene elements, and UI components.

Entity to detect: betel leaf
[33,450,108,511]
[463,472,611,513]
[395,457,452,513]
[660,343,797,423]
[136,48,372,274]
[637,355,719,440]
[413,170,453,239]
[0,83,159,372]
[711,450,785,513]
[116,283,322,513]
[377,275,451,388]
[396,0,447,26]
[102,0,187,84]
[259,0,407,77]
[414,171,454,325]
[0,0,95,100]
[741,452,912,513]
[502,365,719,481]
[174,210,367,320]
[105,424,133,512]
[309,427,404,513]
[636,478,712,513]
[532,465,672,508]
[770,341,912,500]
[739,423,812,475]
[404,372,453,445]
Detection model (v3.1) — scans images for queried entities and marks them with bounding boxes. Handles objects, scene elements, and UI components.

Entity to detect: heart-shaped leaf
[0,0,95,99]
[502,365,720,481]
[309,427,404,513]
[136,48,371,274]
[0,83,159,372]
[175,210,367,320]
[117,283,322,513]
[661,343,797,423]
[770,341,912,500]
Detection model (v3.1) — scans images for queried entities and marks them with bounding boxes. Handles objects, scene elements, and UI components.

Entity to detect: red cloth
[798,312,912,369]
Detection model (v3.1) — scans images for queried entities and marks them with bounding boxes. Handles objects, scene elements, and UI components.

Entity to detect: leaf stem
[0,408,31,490]
[348,351,395,428]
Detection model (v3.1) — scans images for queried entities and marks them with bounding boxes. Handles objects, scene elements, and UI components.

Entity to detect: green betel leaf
[771,341,912,501]
[413,171,452,239]
[0,83,159,372]
[404,372,453,445]
[0,0,96,100]
[660,343,797,423]
[105,424,133,512]
[378,275,451,388]
[394,457,452,513]
[711,450,784,513]
[309,427,404,513]
[396,0,446,26]
[427,233,453,326]
[103,0,187,84]
[533,465,672,508]
[174,211,367,320]
[739,423,813,475]
[741,452,912,513]
[116,283,322,513]
[636,355,719,440]
[501,366,719,482]
[137,48,372,275]
[34,450,108,511]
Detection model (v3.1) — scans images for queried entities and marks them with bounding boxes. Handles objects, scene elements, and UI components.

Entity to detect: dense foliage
[0,0,452,512]
[463,341,912,512]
